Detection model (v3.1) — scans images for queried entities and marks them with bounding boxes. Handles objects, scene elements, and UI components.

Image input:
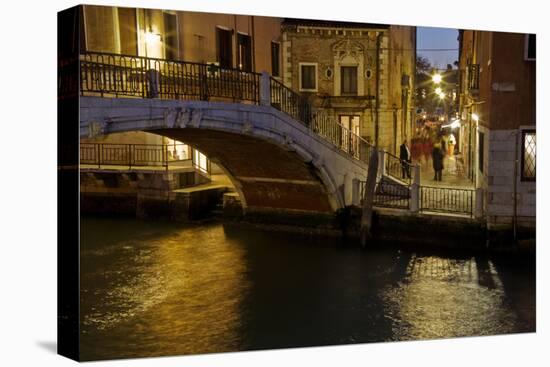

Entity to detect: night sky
[417,27,459,69]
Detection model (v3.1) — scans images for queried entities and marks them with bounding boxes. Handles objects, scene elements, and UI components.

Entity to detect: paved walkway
[414,154,474,189]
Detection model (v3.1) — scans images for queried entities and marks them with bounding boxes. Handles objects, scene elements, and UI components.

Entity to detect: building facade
[79,4,283,158]
[457,30,536,231]
[280,19,416,155]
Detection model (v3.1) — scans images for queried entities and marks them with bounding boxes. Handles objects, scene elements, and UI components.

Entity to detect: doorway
[339,115,360,154]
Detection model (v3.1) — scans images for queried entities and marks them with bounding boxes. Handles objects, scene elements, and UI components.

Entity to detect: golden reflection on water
[383,255,518,341]
[80,223,249,359]
[80,219,535,360]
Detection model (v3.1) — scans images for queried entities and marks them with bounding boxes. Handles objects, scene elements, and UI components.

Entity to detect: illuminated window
[521,130,536,181]
[193,149,209,174]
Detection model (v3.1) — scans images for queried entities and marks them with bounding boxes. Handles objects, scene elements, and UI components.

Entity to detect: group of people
[399,126,456,181]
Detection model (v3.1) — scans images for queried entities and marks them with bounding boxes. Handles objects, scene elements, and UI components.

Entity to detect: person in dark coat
[432,142,444,181]
[399,139,412,179]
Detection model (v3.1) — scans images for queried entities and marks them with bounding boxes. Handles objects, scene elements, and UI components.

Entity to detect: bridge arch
[80,97,369,214]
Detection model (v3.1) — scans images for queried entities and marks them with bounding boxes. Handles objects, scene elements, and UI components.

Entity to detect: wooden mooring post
[360,147,379,248]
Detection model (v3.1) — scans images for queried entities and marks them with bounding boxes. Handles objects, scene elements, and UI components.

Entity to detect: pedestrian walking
[432,142,444,181]
[448,132,456,155]
[399,139,412,179]
[422,134,432,165]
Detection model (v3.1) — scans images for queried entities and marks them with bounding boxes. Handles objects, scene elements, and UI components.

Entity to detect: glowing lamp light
[432,73,442,84]
[145,31,162,45]
[471,113,480,122]
[442,119,461,129]
[435,87,442,95]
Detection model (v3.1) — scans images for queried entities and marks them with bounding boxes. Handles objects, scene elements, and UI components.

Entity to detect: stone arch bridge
[73,52,406,216]
[80,96,370,214]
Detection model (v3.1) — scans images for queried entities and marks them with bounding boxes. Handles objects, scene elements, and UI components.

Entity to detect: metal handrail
[80,143,198,170]
[384,151,413,185]
[80,51,261,102]
[75,52,389,166]
[420,185,474,216]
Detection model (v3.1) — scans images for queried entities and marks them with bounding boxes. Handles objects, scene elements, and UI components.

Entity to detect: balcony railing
[80,143,210,174]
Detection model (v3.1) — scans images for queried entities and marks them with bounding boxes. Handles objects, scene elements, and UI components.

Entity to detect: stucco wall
[482,128,536,229]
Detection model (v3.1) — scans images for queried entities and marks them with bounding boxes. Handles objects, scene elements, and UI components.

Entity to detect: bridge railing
[269,77,311,125]
[76,52,378,166]
[80,142,210,174]
[80,52,261,103]
[359,179,411,210]
[384,151,413,185]
[311,110,374,162]
[420,186,474,216]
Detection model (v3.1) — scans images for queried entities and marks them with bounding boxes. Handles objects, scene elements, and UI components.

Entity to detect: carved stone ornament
[332,39,364,60]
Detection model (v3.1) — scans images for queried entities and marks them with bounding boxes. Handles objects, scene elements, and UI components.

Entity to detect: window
[217,28,233,69]
[300,63,317,91]
[525,34,536,61]
[341,66,358,95]
[271,42,280,77]
[521,130,536,181]
[117,8,138,56]
[478,131,484,173]
[163,12,179,60]
[237,33,252,72]
[468,64,480,90]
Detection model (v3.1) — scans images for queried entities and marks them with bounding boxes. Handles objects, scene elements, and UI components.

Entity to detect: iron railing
[80,143,210,174]
[385,152,413,185]
[420,186,474,216]
[270,77,311,125]
[76,52,378,166]
[80,52,261,103]
[360,179,410,210]
[311,110,374,162]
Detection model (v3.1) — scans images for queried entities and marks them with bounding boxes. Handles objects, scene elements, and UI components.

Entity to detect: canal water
[80,217,535,361]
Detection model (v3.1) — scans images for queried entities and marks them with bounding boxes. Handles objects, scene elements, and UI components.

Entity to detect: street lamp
[432,73,442,84]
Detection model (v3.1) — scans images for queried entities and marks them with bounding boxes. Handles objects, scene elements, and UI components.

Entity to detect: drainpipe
[375,32,382,147]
